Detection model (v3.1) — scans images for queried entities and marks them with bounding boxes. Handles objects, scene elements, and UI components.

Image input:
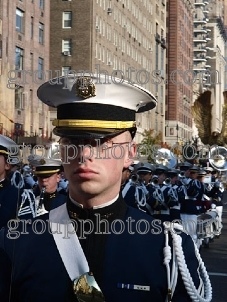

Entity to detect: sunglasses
[73,272,105,301]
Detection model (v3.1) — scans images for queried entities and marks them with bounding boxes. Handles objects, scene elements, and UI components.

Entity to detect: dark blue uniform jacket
[0,179,22,230]
[0,196,201,302]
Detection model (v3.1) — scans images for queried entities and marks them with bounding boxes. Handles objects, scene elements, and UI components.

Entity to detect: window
[155,43,159,70]
[0,40,2,59]
[160,48,164,72]
[15,47,24,70]
[39,23,44,44]
[15,87,24,109]
[39,0,44,9]
[62,39,72,54]
[62,66,71,75]
[38,57,44,79]
[38,101,43,114]
[31,17,34,39]
[39,128,43,137]
[30,53,33,70]
[16,8,24,33]
[63,12,72,28]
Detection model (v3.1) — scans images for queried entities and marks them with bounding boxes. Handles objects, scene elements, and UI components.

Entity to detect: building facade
[49,0,167,143]
[165,0,194,145]
[192,0,227,138]
[0,0,50,144]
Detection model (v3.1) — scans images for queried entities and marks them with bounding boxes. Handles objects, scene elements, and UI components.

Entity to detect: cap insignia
[39,159,46,165]
[75,77,96,99]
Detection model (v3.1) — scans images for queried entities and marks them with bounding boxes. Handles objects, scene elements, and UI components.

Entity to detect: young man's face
[38,173,61,193]
[171,175,178,184]
[0,155,10,180]
[137,172,152,184]
[180,168,190,178]
[156,172,166,184]
[60,131,136,204]
[190,171,198,180]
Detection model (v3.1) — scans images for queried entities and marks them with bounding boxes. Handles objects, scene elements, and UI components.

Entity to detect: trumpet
[178,171,185,178]
[163,177,171,186]
[131,174,140,183]
[151,175,159,187]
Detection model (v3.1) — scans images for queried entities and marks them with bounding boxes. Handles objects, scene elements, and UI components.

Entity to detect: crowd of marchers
[121,161,224,249]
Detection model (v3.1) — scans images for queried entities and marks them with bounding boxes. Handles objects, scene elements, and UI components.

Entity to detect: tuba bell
[208,146,227,171]
[155,148,177,169]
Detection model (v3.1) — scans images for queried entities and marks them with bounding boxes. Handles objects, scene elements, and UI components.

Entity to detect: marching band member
[196,169,211,214]
[18,155,66,218]
[147,165,178,222]
[0,135,22,229]
[166,168,181,221]
[180,165,201,247]
[121,164,149,212]
[0,75,212,301]
[207,170,224,237]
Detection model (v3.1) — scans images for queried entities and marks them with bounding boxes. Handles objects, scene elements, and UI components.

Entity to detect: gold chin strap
[52,119,136,129]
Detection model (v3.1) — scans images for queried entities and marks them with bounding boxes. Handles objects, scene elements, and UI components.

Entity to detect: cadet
[196,169,211,214]
[136,162,154,185]
[18,155,66,218]
[120,165,133,190]
[180,165,201,246]
[166,168,181,221]
[147,165,178,222]
[0,75,212,302]
[0,135,22,229]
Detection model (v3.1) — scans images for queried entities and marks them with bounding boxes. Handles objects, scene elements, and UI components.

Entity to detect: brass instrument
[163,177,171,186]
[130,174,140,184]
[208,146,227,171]
[179,171,185,177]
[155,148,177,169]
[151,175,159,187]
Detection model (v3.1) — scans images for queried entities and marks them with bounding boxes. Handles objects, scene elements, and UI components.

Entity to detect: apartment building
[49,0,167,143]
[165,0,194,145]
[0,0,50,144]
[192,0,227,137]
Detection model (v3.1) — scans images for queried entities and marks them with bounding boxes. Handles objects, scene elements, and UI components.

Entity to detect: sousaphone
[208,146,227,171]
[155,148,177,169]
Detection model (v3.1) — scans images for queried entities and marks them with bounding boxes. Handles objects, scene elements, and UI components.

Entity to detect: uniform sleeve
[0,230,12,302]
[172,233,202,302]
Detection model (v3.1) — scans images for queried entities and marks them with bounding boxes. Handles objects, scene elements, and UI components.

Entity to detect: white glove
[24,174,37,188]
[58,179,68,191]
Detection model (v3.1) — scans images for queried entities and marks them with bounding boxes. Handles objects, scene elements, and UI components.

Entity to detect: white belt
[170,205,180,210]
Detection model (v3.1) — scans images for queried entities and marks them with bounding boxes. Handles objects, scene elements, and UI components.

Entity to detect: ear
[56,173,61,183]
[123,141,136,168]
[4,162,11,171]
